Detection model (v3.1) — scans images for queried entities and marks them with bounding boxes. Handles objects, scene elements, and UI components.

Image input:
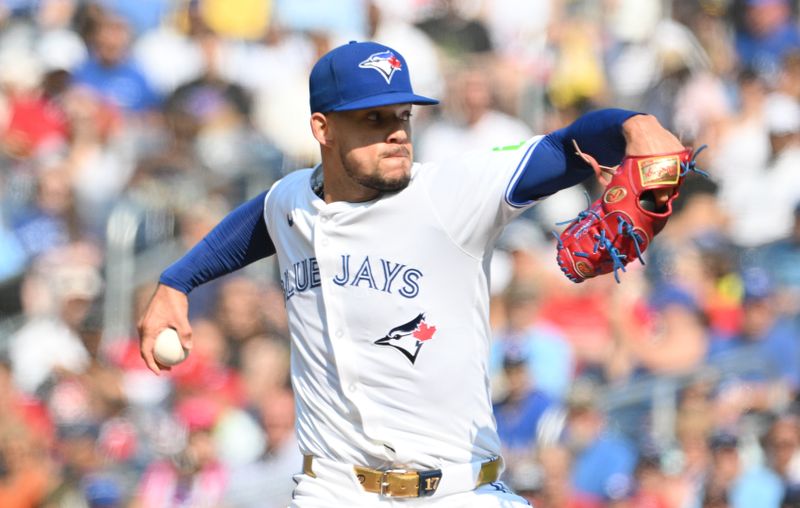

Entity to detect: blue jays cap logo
[359,51,403,84]
[309,41,438,113]
[374,313,436,365]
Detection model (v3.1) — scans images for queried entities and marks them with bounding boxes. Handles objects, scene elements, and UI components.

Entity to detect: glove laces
[679,144,709,178]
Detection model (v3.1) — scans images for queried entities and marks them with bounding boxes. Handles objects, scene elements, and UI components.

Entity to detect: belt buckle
[379,469,409,498]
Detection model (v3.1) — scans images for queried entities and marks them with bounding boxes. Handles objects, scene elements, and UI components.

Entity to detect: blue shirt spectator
[493,345,554,452]
[570,432,638,501]
[557,380,638,502]
[12,209,70,259]
[493,387,552,452]
[72,10,161,113]
[694,432,785,508]
[735,0,800,80]
[707,268,800,389]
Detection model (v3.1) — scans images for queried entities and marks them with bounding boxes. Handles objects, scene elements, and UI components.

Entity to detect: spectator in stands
[698,430,784,508]
[214,276,282,367]
[9,253,101,394]
[622,450,672,508]
[493,342,554,475]
[224,387,299,508]
[667,373,718,500]
[638,19,724,138]
[733,0,800,83]
[247,27,326,166]
[643,175,729,295]
[11,167,82,261]
[128,79,219,203]
[537,272,631,379]
[687,232,745,338]
[72,8,160,114]
[58,83,134,238]
[559,379,638,504]
[492,217,552,291]
[415,0,493,60]
[130,5,203,97]
[490,280,574,400]
[0,61,69,161]
[132,395,228,508]
[727,92,800,246]
[762,413,800,485]
[702,484,731,508]
[160,29,282,185]
[238,334,291,405]
[45,422,124,507]
[708,267,800,402]
[185,318,230,370]
[416,62,532,165]
[607,284,709,382]
[526,443,600,508]
[708,68,770,222]
[34,0,89,73]
[753,201,800,318]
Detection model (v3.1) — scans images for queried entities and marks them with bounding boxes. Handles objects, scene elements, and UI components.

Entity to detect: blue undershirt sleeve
[159,191,275,294]
[509,108,642,203]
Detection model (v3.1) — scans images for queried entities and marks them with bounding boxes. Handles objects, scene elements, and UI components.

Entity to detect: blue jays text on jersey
[280,254,423,301]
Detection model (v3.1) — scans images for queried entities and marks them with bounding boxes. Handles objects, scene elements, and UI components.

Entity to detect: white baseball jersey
[263,136,543,470]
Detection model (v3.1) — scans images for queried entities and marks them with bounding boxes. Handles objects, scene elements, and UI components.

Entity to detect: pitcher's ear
[310,112,332,146]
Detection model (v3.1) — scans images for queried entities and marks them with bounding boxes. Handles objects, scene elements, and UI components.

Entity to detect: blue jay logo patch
[359,51,403,84]
[374,313,436,364]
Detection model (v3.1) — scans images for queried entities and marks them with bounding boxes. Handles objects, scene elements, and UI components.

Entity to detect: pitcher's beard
[343,160,411,193]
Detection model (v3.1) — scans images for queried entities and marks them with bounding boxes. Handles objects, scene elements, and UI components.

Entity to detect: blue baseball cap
[309,41,439,113]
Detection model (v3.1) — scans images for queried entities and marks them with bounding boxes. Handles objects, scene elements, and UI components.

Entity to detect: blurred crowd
[1,0,800,507]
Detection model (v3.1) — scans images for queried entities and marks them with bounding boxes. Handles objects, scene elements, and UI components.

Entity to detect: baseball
[153,328,188,366]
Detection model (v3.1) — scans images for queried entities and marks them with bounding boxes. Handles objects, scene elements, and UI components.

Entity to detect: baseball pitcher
[138,41,698,507]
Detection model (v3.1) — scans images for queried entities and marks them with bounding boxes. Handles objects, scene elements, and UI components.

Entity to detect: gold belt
[302,455,502,498]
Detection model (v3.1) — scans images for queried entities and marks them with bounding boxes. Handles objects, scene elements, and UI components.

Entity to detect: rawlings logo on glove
[555,143,707,283]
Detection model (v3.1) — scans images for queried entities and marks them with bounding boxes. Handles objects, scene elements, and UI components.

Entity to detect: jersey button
[320,216,329,223]
[335,329,344,338]
[348,384,357,393]
[321,238,329,247]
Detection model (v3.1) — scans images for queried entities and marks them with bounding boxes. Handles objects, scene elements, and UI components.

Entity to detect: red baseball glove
[555,143,707,283]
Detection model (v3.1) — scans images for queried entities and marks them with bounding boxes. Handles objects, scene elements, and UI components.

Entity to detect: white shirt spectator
[723,93,800,246]
[9,317,91,394]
